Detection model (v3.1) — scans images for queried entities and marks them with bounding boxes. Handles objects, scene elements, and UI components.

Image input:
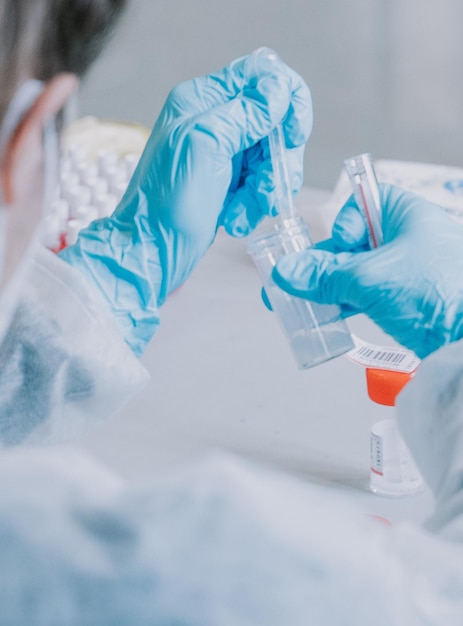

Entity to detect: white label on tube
[370,432,383,476]
[346,335,420,373]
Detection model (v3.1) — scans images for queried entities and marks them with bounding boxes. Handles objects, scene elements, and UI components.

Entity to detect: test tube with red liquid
[344,153,383,248]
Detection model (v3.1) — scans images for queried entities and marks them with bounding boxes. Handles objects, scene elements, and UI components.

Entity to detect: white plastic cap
[77,162,99,186]
[95,193,118,218]
[97,150,119,177]
[90,178,109,201]
[67,143,87,166]
[59,170,80,191]
[66,218,86,246]
[42,215,62,249]
[50,198,69,230]
[67,187,92,218]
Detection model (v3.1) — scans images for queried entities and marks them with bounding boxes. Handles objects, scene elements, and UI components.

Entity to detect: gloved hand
[272,184,463,359]
[60,48,312,356]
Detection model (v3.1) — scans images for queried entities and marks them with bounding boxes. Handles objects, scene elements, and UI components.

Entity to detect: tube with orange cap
[366,367,423,496]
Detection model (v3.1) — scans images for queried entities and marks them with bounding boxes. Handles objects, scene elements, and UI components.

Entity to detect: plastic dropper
[246,47,296,221]
[269,123,296,220]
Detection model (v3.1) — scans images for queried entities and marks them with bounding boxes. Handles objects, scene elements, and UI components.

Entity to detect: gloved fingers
[280,65,313,148]
[330,184,423,251]
[243,47,312,148]
[378,183,450,239]
[220,143,271,236]
[272,248,367,310]
[328,184,437,254]
[165,53,271,114]
[166,51,289,119]
[221,142,305,235]
[167,49,312,154]
[313,239,337,252]
[261,287,273,311]
[377,183,414,237]
[188,76,296,157]
[221,162,274,236]
[337,303,360,318]
[221,187,266,236]
[262,270,359,321]
[331,195,370,251]
[262,277,358,318]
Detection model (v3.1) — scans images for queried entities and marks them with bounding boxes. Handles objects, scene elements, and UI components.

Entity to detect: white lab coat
[0,247,149,444]
[0,248,462,625]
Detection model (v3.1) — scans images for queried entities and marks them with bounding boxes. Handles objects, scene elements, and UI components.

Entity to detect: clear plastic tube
[344,153,383,248]
[268,124,296,220]
[247,217,354,369]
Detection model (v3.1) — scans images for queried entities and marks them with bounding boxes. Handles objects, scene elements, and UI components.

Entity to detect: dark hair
[36,0,127,80]
[0,0,127,120]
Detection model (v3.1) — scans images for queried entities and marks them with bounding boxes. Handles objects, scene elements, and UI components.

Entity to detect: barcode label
[346,335,420,373]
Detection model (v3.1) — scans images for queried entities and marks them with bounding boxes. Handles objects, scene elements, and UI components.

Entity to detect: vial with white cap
[95,193,118,218]
[66,218,87,246]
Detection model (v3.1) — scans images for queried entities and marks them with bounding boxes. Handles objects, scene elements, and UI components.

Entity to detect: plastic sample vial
[247,216,354,369]
[344,153,383,248]
[366,368,423,497]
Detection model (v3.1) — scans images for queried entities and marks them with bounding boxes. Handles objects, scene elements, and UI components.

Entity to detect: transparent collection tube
[344,153,383,248]
[247,217,354,369]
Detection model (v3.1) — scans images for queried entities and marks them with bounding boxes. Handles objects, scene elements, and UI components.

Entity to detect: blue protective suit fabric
[60,49,312,356]
[272,184,463,359]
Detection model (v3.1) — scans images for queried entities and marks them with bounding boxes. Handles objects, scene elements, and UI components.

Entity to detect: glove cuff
[59,215,165,357]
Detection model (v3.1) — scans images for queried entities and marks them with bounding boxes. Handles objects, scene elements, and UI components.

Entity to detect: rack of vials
[42,145,140,252]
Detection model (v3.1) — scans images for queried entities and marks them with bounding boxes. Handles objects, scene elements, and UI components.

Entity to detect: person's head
[0,0,127,120]
[0,0,126,340]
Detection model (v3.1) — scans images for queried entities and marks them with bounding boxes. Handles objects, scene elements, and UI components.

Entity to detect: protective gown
[0,249,462,625]
[0,247,149,444]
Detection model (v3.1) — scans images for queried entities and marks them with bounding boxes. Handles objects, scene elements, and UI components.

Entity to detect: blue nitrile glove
[60,48,312,356]
[272,184,463,359]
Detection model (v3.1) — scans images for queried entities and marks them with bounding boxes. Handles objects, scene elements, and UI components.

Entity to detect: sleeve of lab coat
[0,246,149,445]
[396,339,463,540]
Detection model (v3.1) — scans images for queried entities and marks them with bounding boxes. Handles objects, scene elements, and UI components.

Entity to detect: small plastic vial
[95,193,118,218]
[66,218,86,246]
[366,368,423,497]
[247,216,353,369]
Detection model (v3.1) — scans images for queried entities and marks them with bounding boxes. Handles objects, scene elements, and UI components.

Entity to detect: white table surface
[76,188,434,526]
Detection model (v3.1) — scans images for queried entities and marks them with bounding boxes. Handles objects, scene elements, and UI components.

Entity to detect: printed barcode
[357,346,406,364]
[347,334,420,373]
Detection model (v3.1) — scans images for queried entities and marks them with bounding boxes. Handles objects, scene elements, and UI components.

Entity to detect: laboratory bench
[76,187,434,526]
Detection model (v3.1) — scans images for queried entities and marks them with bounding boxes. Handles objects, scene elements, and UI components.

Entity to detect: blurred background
[79,0,463,189]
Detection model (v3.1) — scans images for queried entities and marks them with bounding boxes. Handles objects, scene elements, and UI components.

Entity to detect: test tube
[247,217,354,369]
[344,153,383,248]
